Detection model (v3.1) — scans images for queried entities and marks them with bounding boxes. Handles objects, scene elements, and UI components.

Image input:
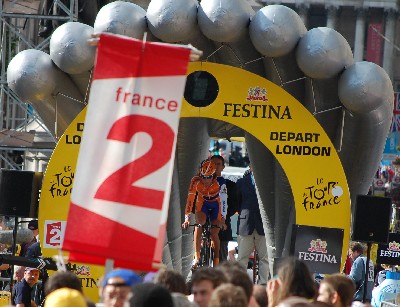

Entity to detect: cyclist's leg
[209,202,221,266]
[194,211,206,264]
[254,232,269,284]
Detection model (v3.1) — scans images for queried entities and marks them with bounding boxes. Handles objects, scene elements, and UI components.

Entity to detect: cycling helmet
[199,159,216,179]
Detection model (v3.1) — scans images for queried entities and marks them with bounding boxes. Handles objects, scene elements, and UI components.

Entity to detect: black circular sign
[184,70,219,107]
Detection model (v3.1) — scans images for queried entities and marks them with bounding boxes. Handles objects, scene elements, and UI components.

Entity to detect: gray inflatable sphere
[7,49,57,101]
[147,0,198,43]
[94,1,147,39]
[50,22,95,74]
[296,27,354,79]
[249,5,306,57]
[338,61,394,114]
[198,0,253,43]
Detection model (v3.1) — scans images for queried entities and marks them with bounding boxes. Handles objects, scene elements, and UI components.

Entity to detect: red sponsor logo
[46,222,63,247]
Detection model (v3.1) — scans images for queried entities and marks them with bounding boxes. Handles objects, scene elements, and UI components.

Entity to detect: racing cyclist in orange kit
[182,159,227,269]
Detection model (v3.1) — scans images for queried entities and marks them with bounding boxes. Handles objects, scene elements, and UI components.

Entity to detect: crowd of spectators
[0,162,386,307]
[12,253,373,307]
[2,239,388,307]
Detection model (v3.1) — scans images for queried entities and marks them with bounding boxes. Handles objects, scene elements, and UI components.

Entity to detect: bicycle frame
[191,216,220,269]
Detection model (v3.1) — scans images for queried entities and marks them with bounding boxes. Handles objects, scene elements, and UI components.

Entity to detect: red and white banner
[62,33,190,271]
[366,23,383,65]
[391,92,400,132]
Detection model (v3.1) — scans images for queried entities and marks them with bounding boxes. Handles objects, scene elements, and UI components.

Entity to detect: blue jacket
[236,173,264,236]
[348,255,374,301]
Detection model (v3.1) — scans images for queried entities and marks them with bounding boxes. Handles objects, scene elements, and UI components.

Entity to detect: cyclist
[182,159,226,269]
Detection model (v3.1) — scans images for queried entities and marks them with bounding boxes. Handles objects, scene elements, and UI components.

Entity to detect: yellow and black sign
[39,109,103,302]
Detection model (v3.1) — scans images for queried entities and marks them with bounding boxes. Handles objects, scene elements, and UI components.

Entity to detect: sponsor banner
[391,93,400,132]
[377,233,400,265]
[291,224,343,274]
[43,220,66,249]
[384,132,397,155]
[62,33,190,271]
[366,23,383,65]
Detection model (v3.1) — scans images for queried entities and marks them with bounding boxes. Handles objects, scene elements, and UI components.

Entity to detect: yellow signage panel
[39,108,103,302]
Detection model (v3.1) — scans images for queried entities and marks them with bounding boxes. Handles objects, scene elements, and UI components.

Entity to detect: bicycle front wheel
[200,238,209,267]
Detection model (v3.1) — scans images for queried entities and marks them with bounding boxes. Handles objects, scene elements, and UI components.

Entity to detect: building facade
[263,0,400,90]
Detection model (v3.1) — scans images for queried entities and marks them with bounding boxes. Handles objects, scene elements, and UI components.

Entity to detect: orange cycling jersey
[185,175,222,221]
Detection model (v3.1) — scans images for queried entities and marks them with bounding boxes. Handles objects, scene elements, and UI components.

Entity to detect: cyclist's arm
[184,177,199,220]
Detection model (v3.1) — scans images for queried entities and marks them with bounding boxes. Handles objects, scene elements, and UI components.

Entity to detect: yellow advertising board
[38,108,103,302]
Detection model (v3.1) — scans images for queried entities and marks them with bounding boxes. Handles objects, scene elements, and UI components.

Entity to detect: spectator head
[191,267,227,307]
[253,284,268,307]
[211,155,225,176]
[277,296,311,307]
[45,271,82,295]
[349,242,364,261]
[130,283,174,307]
[154,268,188,295]
[24,267,40,286]
[28,220,38,231]
[209,283,248,307]
[44,287,86,307]
[216,262,253,303]
[28,220,39,236]
[317,274,356,307]
[13,265,25,282]
[171,292,198,307]
[101,269,141,307]
[276,257,316,304]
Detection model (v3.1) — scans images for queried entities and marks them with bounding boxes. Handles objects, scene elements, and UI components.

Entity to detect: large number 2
[94,114,174,210]
[49,228,61,245]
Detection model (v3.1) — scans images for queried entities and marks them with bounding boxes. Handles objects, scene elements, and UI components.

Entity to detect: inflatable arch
[7,0,393,284]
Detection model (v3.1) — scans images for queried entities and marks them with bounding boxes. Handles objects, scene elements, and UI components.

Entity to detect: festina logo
[388,241,400,251]
[246,86,268,102]
[298,252,337,263]
[308,239,327,253]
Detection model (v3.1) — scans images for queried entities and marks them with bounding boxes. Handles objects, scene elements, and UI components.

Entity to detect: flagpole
[104,259,114,276]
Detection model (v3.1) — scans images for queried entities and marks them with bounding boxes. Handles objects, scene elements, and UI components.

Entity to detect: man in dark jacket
[12,267,40,307]
[236,166,269,284]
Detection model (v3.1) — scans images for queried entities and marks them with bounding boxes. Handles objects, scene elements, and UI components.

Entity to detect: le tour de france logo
[302,178,344,212]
